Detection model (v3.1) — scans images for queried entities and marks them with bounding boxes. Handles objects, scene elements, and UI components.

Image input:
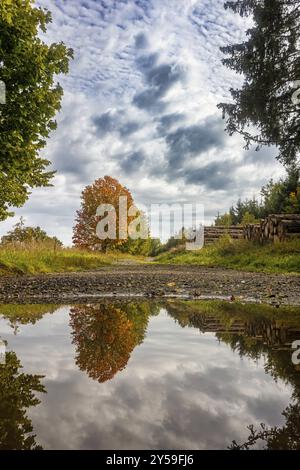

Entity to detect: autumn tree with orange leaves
[73,176,135,251]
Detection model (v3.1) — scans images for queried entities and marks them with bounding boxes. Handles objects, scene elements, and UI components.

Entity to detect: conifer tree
[218,0,300,167]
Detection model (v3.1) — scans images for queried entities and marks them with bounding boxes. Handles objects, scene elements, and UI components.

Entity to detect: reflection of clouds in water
[0,307,292,450]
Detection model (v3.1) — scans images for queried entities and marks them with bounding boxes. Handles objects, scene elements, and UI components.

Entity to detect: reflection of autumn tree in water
[70,302,158,383]
[70,305,136,383]
[121,301,159,345]
[0,352,45,450]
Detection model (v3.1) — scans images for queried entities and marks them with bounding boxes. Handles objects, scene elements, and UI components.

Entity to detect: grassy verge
[0,243,139,275]
[166,299,300,324]
[155,237,300,274]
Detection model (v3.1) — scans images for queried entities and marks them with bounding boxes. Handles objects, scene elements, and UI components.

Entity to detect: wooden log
[220,213,300,243]
[270,214,300,220]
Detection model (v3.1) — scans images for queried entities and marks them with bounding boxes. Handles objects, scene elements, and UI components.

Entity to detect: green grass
[1,237,299,275]
[0,242,139,275]
[155,237,300,274]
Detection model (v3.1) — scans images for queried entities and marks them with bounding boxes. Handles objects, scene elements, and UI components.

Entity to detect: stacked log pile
[204,226,244,245]
[243,223,262,243]
[243,214,300,243]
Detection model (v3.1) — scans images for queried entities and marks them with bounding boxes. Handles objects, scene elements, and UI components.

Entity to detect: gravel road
[0,264,299,305]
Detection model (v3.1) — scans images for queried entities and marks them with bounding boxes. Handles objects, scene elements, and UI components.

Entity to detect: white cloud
[0,0,285,244]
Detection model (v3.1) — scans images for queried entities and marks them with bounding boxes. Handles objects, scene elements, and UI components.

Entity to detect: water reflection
[0,304,57,335]
[0,351,45,450]
[69,302,159,382]
[229,402,300,449]
[167,301,300,383]
[0,300,300,449]
[167,301,300,449]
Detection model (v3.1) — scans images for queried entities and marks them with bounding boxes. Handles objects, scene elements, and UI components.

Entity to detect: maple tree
[73,176,136,251]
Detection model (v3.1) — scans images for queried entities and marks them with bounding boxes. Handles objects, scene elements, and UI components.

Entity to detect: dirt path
[0,264,299,305]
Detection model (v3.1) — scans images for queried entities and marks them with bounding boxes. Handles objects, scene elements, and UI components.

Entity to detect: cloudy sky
[1,0,284,245]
